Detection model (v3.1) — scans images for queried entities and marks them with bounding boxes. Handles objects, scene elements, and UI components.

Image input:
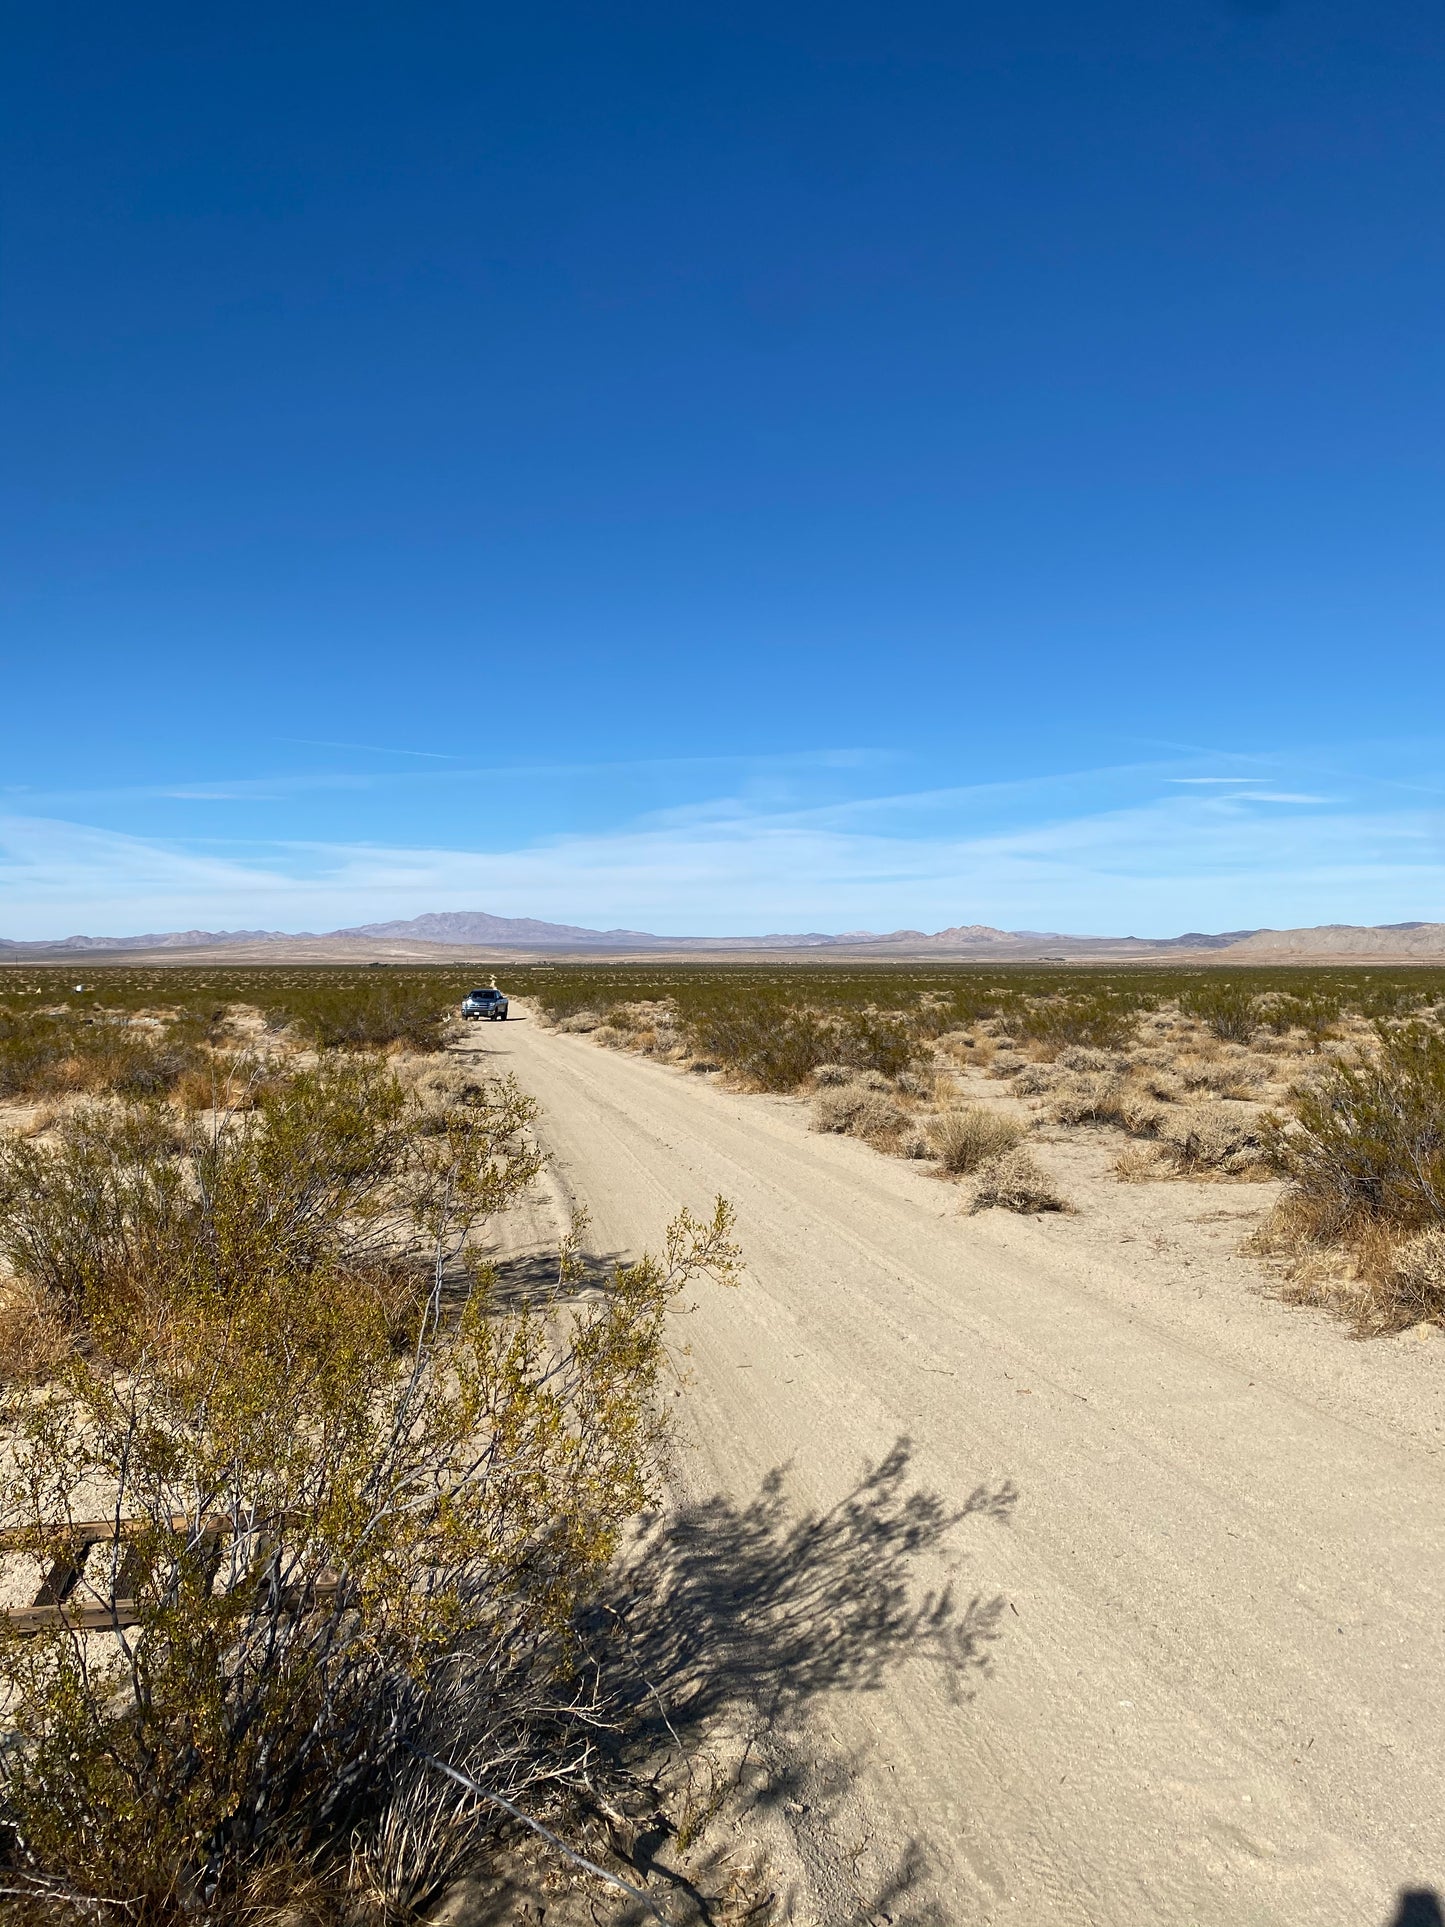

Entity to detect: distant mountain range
[4,911,1445,959]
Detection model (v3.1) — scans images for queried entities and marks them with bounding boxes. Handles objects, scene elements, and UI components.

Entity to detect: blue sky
[3,1,1443,937]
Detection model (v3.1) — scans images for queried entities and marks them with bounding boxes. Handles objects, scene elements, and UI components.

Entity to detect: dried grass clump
[1010,1063,1059,1097]
[971,1147,1068,1215]
[1114,1144,1166,1182]
[1370,1227,1445,1330]
[1046,1071,1127,1126]
[0,1276,72,1383]
[1135,1066,1185,1103]
[1158,1104,1265,1175]
[893,1068,936,1099]
[811,1087,907,1143]
[812,1063,855,1086]
[1056,1046,1126,1074]
[927,1105,1025,1176]
[555,1009,605,1034]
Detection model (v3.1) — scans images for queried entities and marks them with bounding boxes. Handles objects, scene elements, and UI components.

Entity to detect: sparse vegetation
[971,1147,1067,1214]
[0,1007,214,1101]
[0,975,742,1921]
[927,1106,1025,1176]
[1256,1021,1445,1328]
[526,964,1445,1255]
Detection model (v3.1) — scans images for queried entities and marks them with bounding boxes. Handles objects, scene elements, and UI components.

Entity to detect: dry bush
[0,1053,741,1922]
[554,1010,604,1034]
[893,1067,936,1099]
[927,1106,1025,1176]
[1045,1072,1162,1135]
[0,1276,71,1383]
[1158,1104,1265,1175]
[1056,1046,1126,1073]
[971,1147,1067,1214]
[1366,1227,1445,1330]
[811,1087,907,1144]
[1046,1071,1127,1126]
[169,1055,272,1114]
[1010,1063,1059,1097]
[812,1062,855,1086]
[1114,1144,1166,1182]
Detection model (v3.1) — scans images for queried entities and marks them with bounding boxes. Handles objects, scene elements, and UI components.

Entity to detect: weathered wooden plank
[2,1572,343,1636]
[0,1514,232,1552]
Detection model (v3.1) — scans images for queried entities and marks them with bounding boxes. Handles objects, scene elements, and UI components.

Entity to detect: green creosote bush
[0,1056,499,1331]
[0,1010,210,1102]
[1177,982,1260,1043]
[0,1054,742,1922]
[1262,1022,1445,1243]
[273,979,455,1052]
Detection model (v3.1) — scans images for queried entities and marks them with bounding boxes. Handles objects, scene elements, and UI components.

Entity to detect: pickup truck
[461,987,508,1022]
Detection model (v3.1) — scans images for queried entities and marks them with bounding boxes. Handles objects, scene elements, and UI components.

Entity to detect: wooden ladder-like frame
[0,1518,341,1634]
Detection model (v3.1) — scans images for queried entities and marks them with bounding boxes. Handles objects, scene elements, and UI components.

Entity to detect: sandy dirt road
[458,1010,1443,1927]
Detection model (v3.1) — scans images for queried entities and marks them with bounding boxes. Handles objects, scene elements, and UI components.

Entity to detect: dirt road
[459,1011,1443,1927]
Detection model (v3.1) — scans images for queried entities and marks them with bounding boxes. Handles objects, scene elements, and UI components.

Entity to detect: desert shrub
[1370,1226,1445,1328]
[554,1009,604,1033]
[893,1068,935,1098]
[1262,1023,1445,1241]
[274,979,452,1052]
[1159,1104,1265,1174]
[0,1055,740,1920]
[0,1057,538,1339]
[1044,1072,1162,1137]
[811,1087,906,1142]
[971,1148,1067,1214]
[1009,1063,1057,1097]
[998,992,1145,1055]
[688,1000,916,1093]
[1177,982,1258,1043]
[0,1277,71,1383]
[928,1106,1025,1175]
[851,1093,908,1141]
[1046,1071,1127,1126]
[0,1011,207,1102]
[1055,1045,1125,1073]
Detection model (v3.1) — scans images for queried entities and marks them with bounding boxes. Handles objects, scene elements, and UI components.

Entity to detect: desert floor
[458,1006,1443,1927]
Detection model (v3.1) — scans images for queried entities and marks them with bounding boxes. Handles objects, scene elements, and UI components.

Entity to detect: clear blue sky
[3,1,1443,937]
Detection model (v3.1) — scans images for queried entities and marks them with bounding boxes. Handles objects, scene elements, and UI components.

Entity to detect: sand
[458,1005,1444,1926]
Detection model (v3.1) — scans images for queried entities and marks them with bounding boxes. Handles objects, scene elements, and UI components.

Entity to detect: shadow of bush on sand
[449,1440,1010,1924]
[566,1438,1015,1925]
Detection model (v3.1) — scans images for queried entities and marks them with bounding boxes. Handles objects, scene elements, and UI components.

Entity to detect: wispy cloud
[2,776,1442,940]
[13,747,892,815]
[276,738,463,761]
